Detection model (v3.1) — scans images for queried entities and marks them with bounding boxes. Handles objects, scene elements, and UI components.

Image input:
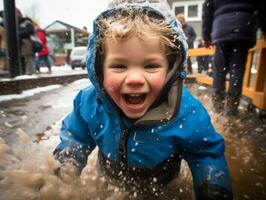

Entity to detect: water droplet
[203,137,208,141]
[107,152,111,158]
[133,192,137,197]
[179,124,183,128]
[131,148,136,152]
[100,124,103,129]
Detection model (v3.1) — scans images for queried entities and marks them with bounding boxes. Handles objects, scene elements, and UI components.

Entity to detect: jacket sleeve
[190,26,197,45]
[183,104,233,199]
[202,0,214,41]
[54,90,96,173]
[186,25,197,48]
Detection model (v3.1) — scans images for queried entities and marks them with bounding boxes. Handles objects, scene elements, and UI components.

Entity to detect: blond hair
[96,8,180,56]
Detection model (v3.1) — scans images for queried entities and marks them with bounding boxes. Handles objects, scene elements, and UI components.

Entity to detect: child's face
[103,35,168,119]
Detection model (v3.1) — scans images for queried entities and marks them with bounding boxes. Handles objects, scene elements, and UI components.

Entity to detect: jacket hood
[86,0,188,123]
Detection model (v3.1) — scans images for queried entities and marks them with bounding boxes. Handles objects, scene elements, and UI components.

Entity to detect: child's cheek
[103,75,121,94]
[149,75,166,91]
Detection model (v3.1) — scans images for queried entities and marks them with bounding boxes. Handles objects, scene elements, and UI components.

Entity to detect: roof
[45,20,89,34]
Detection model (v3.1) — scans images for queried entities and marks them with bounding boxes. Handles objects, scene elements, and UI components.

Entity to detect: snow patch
[0,85,62,103]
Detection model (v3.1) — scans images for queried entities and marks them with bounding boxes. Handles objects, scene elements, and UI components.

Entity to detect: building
[45,20,89,54]
[167,0,204,44]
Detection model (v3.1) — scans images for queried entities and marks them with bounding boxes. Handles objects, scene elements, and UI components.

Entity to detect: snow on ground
[0,76,90,103]
[0,85,62,103]
[1,65,87,81]
[0,63,90,103]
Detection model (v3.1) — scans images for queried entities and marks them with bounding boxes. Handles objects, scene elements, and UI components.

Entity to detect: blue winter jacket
[54,1,232,199]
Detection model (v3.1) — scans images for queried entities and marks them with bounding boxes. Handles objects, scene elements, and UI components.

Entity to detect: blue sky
[1,0,109,31]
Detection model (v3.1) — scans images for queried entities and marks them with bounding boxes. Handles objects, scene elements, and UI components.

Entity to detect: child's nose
[125,70,145,86]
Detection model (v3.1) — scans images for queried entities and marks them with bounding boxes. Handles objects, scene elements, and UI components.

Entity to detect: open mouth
[123,93,146,105]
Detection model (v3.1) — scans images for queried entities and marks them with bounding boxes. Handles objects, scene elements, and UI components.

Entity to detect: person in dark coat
[202,0,266,115]
[16,8,35,75]
[177,14,196,74]
[0,11,6,71]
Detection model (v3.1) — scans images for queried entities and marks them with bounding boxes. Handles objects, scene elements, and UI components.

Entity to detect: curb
[0,73,88,95]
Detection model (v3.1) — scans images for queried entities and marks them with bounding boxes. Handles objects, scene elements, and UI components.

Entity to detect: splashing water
[0,122,194,200]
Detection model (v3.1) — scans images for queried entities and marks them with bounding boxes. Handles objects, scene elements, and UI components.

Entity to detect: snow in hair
[96,7,180,56]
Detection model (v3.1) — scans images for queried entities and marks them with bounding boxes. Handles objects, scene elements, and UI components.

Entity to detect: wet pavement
[0,80,266,199]
[189,83,266,200]
[0,78,90,144]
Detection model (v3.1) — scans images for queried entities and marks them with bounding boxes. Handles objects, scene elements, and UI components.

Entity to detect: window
[188,5,198,17]
[172,1,202,21]
[175,6,184,15]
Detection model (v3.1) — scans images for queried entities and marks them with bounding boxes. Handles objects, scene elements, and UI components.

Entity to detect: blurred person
[16,8,35,75]
[202,0,266,116]
[177,14,196,74]
[53,0,233,199]
[34,27,51,73]
[196,39,210,73]
[0,10,6,71]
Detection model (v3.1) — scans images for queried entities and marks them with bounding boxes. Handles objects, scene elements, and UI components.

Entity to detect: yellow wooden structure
[188,39,266,110]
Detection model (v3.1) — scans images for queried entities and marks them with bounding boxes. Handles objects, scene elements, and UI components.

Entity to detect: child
[54,0,233,199]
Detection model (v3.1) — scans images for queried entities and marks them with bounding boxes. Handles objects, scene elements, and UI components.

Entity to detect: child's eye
[113,64,127,69]
[109,64,127,72]
[144,64,160,72]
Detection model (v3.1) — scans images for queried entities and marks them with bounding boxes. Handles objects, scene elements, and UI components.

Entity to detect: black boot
[226,94,240,116]
[212,89,225,114]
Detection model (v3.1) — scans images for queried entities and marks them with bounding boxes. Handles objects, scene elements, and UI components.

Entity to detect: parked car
[70,46,87,69]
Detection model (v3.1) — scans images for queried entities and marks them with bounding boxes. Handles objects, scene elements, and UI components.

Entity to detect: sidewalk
[0,65,88,95]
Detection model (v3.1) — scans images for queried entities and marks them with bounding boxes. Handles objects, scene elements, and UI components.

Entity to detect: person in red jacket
[34,28,51,73]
